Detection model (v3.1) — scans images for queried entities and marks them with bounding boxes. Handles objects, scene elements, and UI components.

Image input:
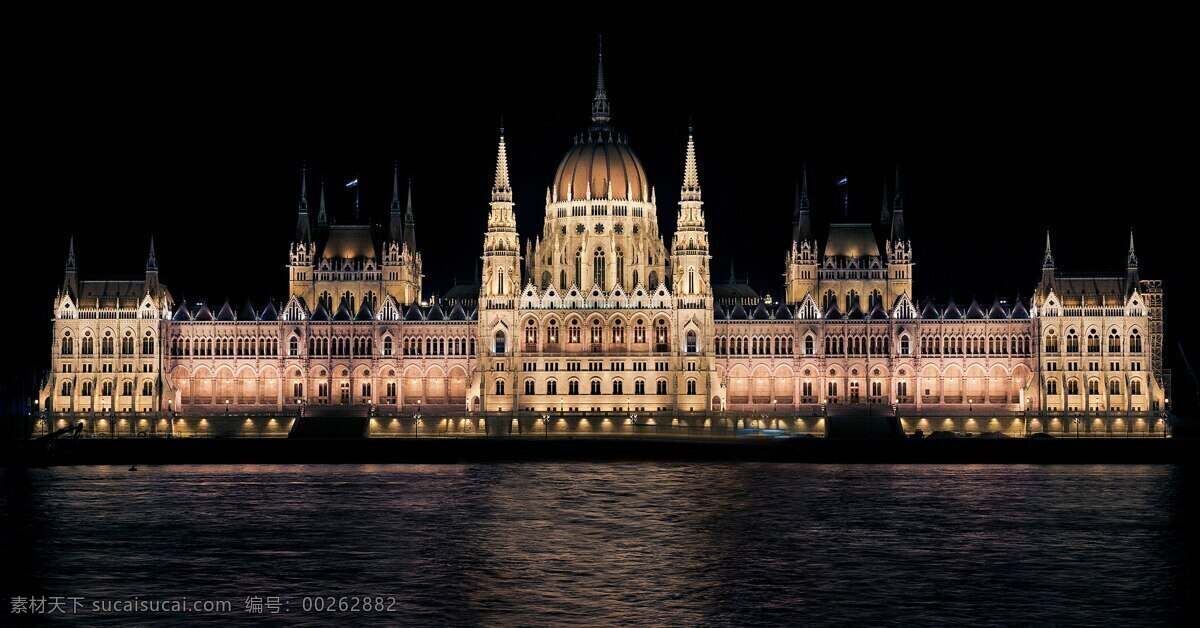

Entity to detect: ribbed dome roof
[554,134,648,202]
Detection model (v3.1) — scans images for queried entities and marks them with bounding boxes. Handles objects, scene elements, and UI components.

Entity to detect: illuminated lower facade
[37,49,1170,437]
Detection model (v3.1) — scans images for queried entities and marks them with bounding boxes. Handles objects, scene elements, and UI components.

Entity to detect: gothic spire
[1127,229,1138,267]
[295,163,312,242]
[1043,230,1055,268]
[880,183,891,224]
[492,129,512,202]
[889,163,906,241]
[404,175,417,254]
[66,235,76,271]
[388,162,404,243]
[147,235,158,270]
[680,128,700,202]
[590,34,611,127]
[1126,229,1140,291]
[317,177,328,227]
[792,163,812,243]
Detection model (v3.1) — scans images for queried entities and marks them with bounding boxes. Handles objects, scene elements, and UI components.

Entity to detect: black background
[5,24,1194,413]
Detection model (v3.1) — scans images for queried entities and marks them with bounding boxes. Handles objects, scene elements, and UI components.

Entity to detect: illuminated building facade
[37,50,1169,437]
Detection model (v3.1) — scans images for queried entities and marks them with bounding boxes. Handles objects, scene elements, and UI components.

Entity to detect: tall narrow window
[687,267,696,294]
[575,248,582,287]
[616,248,624,288]
[494,331,506,354]
[593,247,606,289]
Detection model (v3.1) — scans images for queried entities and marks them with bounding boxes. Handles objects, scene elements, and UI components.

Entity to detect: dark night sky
[5,26,1196,411]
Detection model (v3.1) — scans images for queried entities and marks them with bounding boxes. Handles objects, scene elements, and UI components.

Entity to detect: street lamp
[541,414,550,440]
[413,412,421,439]
[225,399,230,416]
[772,399,777,428]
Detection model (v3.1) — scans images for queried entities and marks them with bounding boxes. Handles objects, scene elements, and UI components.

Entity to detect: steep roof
[823,224,880,258]
[321,225,376,259]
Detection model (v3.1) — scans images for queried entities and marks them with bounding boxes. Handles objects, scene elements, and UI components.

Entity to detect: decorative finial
[1043,230,1055,267]
[681,126,700,201]
[492,128,512,202]
[66,235,76,270]
[147,235,157,269]
[1127,229,1138,267]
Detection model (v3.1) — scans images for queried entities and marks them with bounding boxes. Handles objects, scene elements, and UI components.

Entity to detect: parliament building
[38,50,1170,438]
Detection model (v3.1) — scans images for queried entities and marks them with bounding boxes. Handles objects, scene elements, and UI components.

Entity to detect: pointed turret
[1126,229,1140,291]
[792,163,811,243]
[880,182,891,225]
[482,126,520,298]
[1039,230,1056,300]
[403,175,417,254]
[590,34,611,128]
[145,235,160,296]
[295,163,312,243]
[672,126,710,297]
[388,163,404,243]
[63,235,78,296]
[890,163,906,241]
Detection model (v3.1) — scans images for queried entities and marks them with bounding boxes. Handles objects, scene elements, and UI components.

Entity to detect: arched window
[900,335,910,355]
[1087,330,1100,353]
[613,379,623,395]
[1131,379,1142,395]
[1108,329,1121,353]
[1067,379,1079,395]
[613,320,624,344]
[590,319,602,350]
[121,331,134,355]
[1044,329,1058,353]
[560,269,567,290]
[634,319,646,344]
[547,379,558,395]
[82,331,94,355]
[615,248,624,288]
[494,331,506,355]
[805,335,814,355]
[648,270,659,291]
[1047,379,1058,395]
[142,331,155,354]
[656,379,668,394]
[1108,379,1121,395]
[547,319,560,346]
[524,379,535,395]
[101,381,113,396]
[568,379,579,395]
[61,331,73,355]
[81,381,93,396]
[687,266,696,294]
[575,248,583,287]
[495,268,506,295]
[1130,329,1142,353]
[61,380,73,395]
[525,319,538,349]
[654,319,669,351]
[142,380,153,396]
[633,270,640,289]
[102,331,114,355]
[686,379,697,395]
[568,319,581,344]
[686,331,697,353]
[495,379,505,395]
[590,379,601,394]
[122,380,133,396]
[1088,379,1100,395]
[823,290,836,310]
[382,336,393,356]
[1066,329,1079,353]
[289,336,299,356]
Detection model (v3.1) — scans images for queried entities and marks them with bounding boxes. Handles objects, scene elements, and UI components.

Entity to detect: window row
[61,330,155,356]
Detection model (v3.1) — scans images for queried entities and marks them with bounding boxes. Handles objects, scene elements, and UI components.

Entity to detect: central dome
[553,133,648,202]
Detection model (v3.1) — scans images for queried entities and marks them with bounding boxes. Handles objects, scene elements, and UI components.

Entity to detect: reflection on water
[2,464,1198,626]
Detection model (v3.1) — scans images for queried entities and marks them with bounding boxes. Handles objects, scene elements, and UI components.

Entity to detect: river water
[2,464,1197,626]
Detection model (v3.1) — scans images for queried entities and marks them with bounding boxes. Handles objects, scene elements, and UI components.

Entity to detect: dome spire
[591,34,611,127]
[295,163,312,242]
[793,162,811,243]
